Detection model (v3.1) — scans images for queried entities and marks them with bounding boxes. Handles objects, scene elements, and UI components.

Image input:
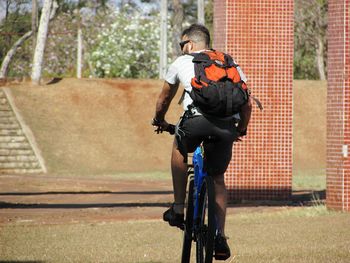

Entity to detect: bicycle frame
[158,124,216,263]
[192,146,207,220]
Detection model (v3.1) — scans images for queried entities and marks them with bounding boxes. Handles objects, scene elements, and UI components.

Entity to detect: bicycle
[162,124,217,263]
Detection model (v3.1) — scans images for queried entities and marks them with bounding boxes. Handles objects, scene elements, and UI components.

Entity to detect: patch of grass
[293,169,326,190]
[79,171,171,181]
[1,208,349,263]
[44,170,171,181]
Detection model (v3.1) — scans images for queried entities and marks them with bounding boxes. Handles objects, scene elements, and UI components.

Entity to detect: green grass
[36,170,171,181]
[293,169,326,190]
[1,207,349,263]
[73,171,171,181]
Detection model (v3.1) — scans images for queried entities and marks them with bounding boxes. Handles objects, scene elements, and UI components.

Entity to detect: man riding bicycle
[152,24,252,260]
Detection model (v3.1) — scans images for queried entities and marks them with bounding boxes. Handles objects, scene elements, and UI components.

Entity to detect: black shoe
[163,203,184,229]
[214,234,231,260]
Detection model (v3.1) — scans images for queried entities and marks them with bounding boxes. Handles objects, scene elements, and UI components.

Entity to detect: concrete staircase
[0,89,44,174]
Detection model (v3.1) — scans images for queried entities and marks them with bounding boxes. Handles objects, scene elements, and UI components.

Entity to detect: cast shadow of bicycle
[0,189,325,209]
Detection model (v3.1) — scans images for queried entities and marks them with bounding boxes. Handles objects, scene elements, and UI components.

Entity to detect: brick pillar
[327,0,350,211]
[213,0,294,200]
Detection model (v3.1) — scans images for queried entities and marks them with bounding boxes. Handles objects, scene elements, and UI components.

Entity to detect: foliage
[0,0,329,80]
[88,5,161,78]
[0,1,31,71]
[294,0,328,80]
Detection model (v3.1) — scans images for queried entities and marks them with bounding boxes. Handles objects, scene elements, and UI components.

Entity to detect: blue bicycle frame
[192,146,207,220]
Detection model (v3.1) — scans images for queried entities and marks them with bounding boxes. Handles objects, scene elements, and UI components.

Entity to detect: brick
[214,0,293,201]
[327,0,350,211]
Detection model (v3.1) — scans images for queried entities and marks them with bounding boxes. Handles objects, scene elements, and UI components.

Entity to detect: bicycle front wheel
[181,176,194,263]
[196,176,215,263]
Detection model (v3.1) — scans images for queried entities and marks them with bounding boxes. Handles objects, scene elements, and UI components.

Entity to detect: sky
[0,0,159,21]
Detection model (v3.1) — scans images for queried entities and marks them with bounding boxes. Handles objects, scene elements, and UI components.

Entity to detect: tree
[0,31,33,78]
[0,0,31,73]
[88,5,161,78]
[294,0,327,80]
[0,0,62,79]
[170,0,184,59]
[31,0,58,83]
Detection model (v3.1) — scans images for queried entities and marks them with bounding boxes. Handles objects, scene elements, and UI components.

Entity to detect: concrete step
[0,155,38,162]
[0,168,43,174]
[0,149,34,156]
[0,98,8,105]
[0,129,23,136]
[0,162,41,169]
[0,89,45,175]
[0,111,14,117]
[0,142,31,150]
[0,104,11,111]
[0,116,18,124]
[0,136,27,143]
[0,123,20,129]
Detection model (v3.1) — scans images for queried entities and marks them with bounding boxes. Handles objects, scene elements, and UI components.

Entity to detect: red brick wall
[327,0,350,211]
[213,0,294,200]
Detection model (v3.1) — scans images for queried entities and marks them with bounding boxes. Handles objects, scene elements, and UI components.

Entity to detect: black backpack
[189,50,249,117]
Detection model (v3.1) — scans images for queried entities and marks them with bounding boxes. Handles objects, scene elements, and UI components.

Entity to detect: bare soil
[0,79,327,226]
[0,173,321,226]
[0,174,175,225]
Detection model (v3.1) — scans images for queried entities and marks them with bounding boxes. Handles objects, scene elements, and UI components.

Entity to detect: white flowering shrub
[7,6,165,79]
[89,7,160,79]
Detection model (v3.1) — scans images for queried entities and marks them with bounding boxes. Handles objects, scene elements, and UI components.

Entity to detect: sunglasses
[179,40,190,49]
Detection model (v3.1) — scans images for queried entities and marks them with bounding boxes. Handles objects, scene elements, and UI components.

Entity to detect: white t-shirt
[165,54,194,110]
[165,52,247,111]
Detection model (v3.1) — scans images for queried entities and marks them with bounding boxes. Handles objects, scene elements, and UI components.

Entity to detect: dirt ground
[0,174,175,225]
[0,78,326,226]
[0,173,319,226]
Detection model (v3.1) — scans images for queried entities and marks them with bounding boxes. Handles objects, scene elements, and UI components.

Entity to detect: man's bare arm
[154,81,179,122]
[237,97,252,135]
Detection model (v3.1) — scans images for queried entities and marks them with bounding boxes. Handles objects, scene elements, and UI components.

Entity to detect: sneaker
[163,203,184,229]
[214,234,231,260]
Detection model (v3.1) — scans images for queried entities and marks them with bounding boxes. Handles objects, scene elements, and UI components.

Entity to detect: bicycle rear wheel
[181,175,194,263]
[196,176,215,263]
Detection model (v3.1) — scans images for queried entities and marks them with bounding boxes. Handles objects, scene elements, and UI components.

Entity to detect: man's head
[180,24,211,54]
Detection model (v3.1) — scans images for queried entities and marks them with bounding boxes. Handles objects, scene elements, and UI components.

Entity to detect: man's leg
[213,173,231,260]
[212,173,227,236]
[170,139,188,214]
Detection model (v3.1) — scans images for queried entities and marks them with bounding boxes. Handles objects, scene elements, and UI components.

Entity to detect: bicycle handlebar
[153,123,175,135]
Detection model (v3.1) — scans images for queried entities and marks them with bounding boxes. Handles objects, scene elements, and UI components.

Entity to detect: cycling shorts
[175,113,239,176]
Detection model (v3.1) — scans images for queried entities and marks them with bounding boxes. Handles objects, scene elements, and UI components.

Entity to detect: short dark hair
[181,24,211,47]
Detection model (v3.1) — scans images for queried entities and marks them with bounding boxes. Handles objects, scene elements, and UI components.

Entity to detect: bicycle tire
[181,175,194,263]
[196,176,215,263]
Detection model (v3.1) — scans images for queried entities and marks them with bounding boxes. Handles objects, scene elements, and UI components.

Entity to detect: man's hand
[151,118,170,134]
[153,81,179,133]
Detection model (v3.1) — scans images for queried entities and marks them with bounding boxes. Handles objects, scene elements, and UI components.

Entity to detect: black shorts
[176,114,239,176]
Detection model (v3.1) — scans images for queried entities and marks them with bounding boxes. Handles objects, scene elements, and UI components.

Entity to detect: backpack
[189,50,249,117]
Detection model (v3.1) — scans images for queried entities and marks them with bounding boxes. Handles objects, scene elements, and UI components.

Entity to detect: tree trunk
[77,28,82,78]
[32,0,38,50]
[171,0,184,59]
[159,0,168,79]
[197,0,204,24]
[316,36,326,80]
[31,0,53,84]
[0,31,33,79]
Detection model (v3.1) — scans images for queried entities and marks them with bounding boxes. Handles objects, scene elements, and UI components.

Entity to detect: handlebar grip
[166,124,175,135]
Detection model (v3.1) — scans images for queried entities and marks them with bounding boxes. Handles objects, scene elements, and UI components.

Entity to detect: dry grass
[6,79,326,176]
[1,207,349,263]
[292,169,326,190]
